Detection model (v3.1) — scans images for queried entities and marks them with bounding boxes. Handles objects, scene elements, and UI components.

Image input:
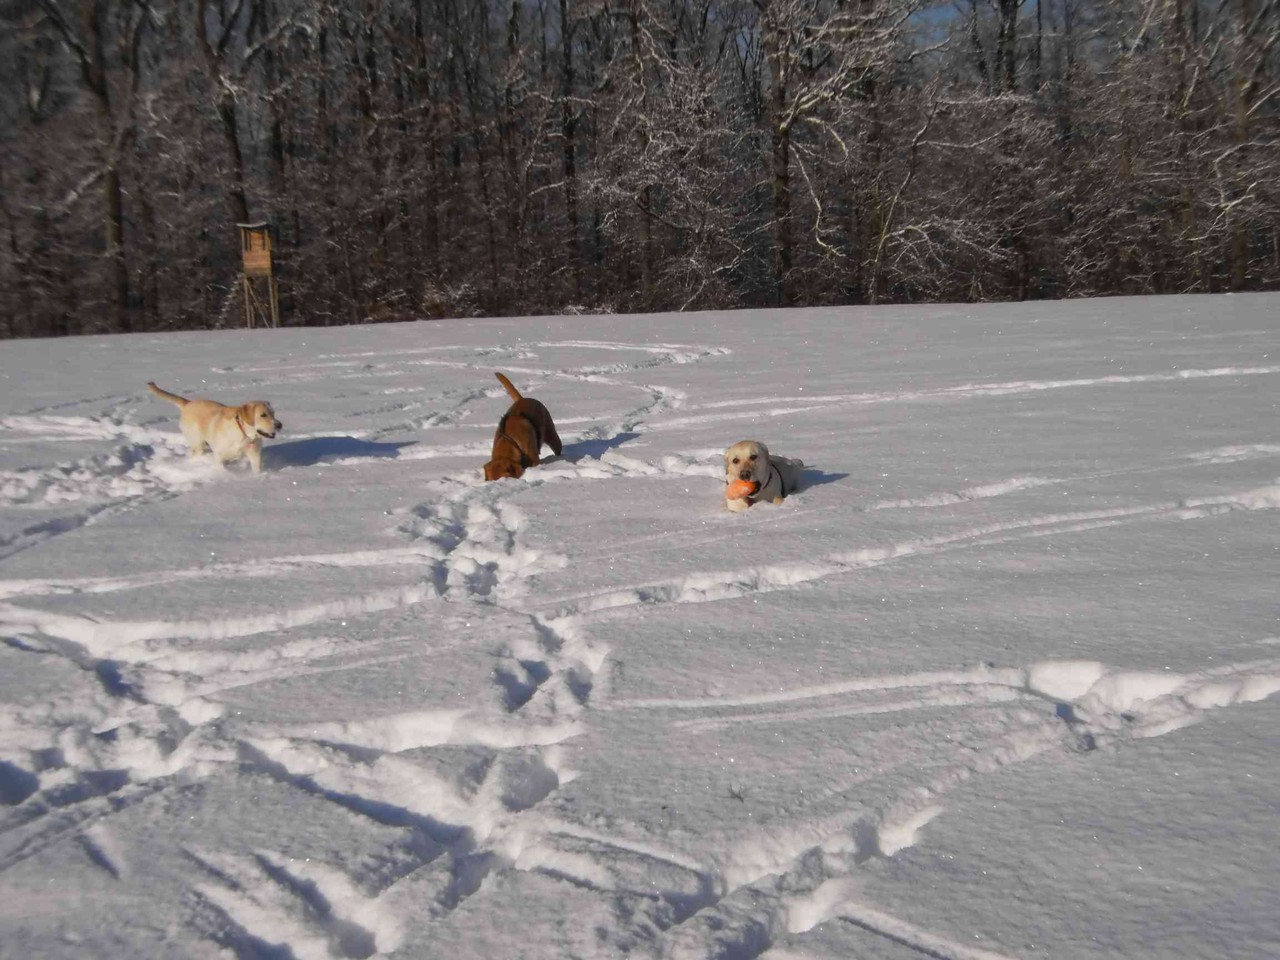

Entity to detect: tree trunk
[997,0,1018,92]
[71,0,132,330]
[629,5,654,306]
[559,0,581,301]
[196,2,251,226]
[501,0,525,287]
[1228,0,1260,289]
[216,101,251,224]
[763,4,792,306]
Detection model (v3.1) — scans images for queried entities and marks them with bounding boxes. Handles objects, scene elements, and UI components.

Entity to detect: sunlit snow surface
[0,294,1277,959]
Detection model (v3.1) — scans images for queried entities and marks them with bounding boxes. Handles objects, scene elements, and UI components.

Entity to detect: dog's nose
[738,469,752,482]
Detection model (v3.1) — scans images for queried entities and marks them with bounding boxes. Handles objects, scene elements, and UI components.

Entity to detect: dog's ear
[236,404,258,435]
[755,442,769,460]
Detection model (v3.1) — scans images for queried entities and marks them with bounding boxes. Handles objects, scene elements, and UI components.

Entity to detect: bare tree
[751,0,918,305]
[195,0,251,223]
[3,0,1279,338]
[37,0,149,330]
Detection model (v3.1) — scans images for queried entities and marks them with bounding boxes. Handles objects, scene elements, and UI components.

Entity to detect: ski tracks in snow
[598,657,1280,959]
[0,410,196,562]
[0,340,727,955]
[1,341,1278,958]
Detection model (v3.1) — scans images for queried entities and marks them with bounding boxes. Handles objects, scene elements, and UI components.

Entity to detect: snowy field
[0,294,1277,960]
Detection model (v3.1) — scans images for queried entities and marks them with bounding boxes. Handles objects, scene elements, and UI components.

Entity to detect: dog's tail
[147,381,189,407]
[494,372,523,401]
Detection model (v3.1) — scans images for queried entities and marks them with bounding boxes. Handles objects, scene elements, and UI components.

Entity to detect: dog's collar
[497,413,538,468]
[745,465,785,503]
[500,429,531,467]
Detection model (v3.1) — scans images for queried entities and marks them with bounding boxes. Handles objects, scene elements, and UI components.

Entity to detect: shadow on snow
[263,436,416,470]
[559,431,640,461]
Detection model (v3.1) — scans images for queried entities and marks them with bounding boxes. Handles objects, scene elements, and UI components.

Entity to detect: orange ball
[726,479,759,500]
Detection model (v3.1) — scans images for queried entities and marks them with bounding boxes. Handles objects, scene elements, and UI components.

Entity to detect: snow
[0,293,1277,959]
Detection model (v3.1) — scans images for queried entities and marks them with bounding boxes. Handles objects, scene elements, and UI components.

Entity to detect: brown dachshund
[483,373,563,481]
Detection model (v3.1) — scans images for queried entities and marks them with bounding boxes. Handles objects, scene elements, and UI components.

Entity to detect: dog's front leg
[246,440,263,473]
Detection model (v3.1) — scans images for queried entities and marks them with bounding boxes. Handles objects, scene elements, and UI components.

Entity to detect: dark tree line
[2,0,1278,338]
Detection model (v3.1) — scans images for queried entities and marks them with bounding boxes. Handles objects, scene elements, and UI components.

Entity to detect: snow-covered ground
[0,294,1277,960]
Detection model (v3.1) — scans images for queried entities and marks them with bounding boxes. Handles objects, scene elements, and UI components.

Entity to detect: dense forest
[2,0,1278,337]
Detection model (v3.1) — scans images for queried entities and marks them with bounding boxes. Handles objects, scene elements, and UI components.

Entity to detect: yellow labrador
[147,382,282,473]
[724,440,803,512]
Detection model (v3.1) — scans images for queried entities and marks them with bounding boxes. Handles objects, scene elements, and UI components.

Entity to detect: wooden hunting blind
[239,222,275,277]
[237,222,280,328]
